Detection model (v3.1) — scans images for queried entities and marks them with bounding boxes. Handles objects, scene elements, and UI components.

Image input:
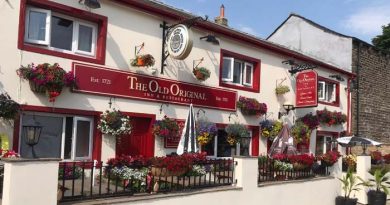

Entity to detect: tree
[372,23,390,53]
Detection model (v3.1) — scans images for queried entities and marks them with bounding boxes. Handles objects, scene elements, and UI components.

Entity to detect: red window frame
[318,76,340,107]
[315,130,340,154]
[219,49,261,93]
[18,0,107,65]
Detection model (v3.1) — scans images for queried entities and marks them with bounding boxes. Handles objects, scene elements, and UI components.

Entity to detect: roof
[267,13,372,47]
[114,0,355,77]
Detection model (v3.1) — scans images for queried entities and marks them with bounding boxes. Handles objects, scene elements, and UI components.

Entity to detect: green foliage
[225,123,249,145]
[0,93,19,120]
[275,85,290,95]
[339,169,362,199]
[372,23,390,53]
[361,168,390,194]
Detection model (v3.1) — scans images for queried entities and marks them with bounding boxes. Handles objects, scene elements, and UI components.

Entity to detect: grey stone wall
[351,41,390,144]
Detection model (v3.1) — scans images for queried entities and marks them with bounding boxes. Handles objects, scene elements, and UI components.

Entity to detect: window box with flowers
[318,150,341,167]
[97,109,132,138]
[260,120,282,140]
[152,116,180,140]
[131,54,155,67]
[196,118,217,146]
[316,108,347,126]
[149,153,207,177]
[225,123,249,146]
[237,96,267,116]
[193,67,211,81]
[17,63,76,102]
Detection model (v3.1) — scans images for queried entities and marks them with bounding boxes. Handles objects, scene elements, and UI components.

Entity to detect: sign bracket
[282,60,317,75]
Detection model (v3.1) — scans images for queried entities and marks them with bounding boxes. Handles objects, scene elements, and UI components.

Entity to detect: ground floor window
[20,113,93,160]
[203,129,252,158]
[315,135,336,155]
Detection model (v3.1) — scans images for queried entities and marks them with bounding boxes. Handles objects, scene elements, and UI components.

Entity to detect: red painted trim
[20,105,100,116]
[318,76,340,107]
[251,127,259,156]
[92,115,102,162]
[315,130,340,154]
[114,0,355,78]
[347,78,351,133]
[219,49,261,93]
[18,0,107,65]
[12,116,21,152]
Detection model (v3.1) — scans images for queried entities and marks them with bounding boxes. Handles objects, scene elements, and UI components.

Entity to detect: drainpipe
[356,43,361,137]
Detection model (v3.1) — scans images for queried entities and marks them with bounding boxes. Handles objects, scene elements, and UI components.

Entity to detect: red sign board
[295,70,318,108]
[73,63,237,111]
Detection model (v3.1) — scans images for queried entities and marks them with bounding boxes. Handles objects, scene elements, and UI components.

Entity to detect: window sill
[19,44,105,65]
[319,101,340,107]
[220,82,259,93]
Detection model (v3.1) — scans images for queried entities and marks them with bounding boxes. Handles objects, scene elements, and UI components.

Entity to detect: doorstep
[60,186,242,205]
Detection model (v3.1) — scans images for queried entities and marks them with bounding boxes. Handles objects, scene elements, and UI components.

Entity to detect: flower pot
[367,190,387,205]
[137,57,145,66]
[29,81,46,93]
[151,167,186,177]
[335,196,358,205]
[240,108,257,116]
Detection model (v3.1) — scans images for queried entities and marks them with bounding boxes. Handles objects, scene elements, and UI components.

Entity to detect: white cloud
[342,4,390,35]
[238,25,259,36]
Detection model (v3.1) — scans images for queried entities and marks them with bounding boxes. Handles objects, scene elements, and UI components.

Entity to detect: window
[318,77,339,106]
[220,50,260,92]
[18,0,107,64]
[203,129,252,158]
[315,135,337,155]
[25,7,97,57]
[20,113,93,160]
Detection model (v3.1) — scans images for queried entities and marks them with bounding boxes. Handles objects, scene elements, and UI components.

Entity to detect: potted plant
[193,67,211,81]
[225,123,249,146]
[318,150,341,167]
[0,93,19,121]
[131,54,155,67]
[291,121,311,143]
[336,169,361,205]
[316,108,347,126]
[360,168,390,205]
[97,108,132,137]
[275,85,290,95]
[260,119,283,140]
[196,118,217,146]
[17,63,76,102]
[152,115,180,140]
[237,96,267,116]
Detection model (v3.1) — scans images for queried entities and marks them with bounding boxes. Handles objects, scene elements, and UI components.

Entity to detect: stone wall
[351,41,390,146]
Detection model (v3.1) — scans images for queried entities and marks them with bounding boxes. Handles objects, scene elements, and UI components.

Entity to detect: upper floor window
[18,0,107,64]
[25,7,97,57]
[318,77,340,106]
[220,50,260,93]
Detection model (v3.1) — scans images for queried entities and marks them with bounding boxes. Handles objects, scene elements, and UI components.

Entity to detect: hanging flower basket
[97,108,132,136]
[225,123,249,146]
[291,121,311,143]
[17,63,76,102]
[192,67,211,81]
[0,93,19,120]
[275,85,290,95]
[237,96,267,116]
[131,54,155,67]
[316,108,347,126]
[196,118,217,146]
[260,120,283,139]
[152,115,180,140]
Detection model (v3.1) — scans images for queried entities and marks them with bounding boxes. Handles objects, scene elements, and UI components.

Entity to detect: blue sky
[159,0,390,44]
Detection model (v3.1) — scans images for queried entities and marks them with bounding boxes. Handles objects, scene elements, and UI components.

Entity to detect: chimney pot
[215,4,228,26]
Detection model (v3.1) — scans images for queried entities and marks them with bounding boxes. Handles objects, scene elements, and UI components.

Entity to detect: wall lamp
[23,116,42,158]
[278,102,295,119]
[200,34,220,45]
[79,0,101,9]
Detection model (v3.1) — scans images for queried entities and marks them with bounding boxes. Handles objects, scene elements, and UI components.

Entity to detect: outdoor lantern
[22,119,42,146]
[240,137,251,156]
[81,0,101,9]
[200,35,220,45]
[278,101,296,119]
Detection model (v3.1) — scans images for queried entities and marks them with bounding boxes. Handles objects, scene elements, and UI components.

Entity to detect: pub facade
[0,0,354,163]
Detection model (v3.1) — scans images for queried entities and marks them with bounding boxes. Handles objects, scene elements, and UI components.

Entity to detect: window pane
[315,136,325,155]
[203,136,215,156]
[326,83,335,102]
[78,25,93,52]
[318,81,325,99]
[217,130,234,157]
[222,58,232,80]
[20,114,63,158]
[233,61,242,84]
[239,138,251,156]
[64,117,73,159]
[51,16,73,51]
[28,11,47,41]
[75,120,91,158]
[244,64,252,85]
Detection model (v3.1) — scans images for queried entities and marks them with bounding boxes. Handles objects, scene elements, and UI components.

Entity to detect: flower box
[237,96,267,116]
[151,167,186,177]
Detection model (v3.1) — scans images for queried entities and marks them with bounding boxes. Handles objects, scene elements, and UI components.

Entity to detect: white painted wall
[268,15,353,72]
[2,159,60,205]
[0,0,350,157]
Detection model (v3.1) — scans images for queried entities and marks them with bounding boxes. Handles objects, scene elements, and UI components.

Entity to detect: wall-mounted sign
[73,63,237,111]
[167,24,193,60]
[295,70,318,108]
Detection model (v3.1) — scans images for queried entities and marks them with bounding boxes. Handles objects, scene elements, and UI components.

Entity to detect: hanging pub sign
[72,63,237,111]
[295,70,318,108]
[167,24,193,60]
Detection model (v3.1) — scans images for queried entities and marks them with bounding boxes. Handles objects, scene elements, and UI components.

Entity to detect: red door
[116,117,154,157]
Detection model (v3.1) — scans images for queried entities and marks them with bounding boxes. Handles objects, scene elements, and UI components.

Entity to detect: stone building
[268,13,390,149]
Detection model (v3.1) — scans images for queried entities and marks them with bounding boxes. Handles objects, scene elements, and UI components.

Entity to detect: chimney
[214,4,228,26]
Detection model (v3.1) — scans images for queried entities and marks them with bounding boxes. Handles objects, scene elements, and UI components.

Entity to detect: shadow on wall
[106,32,130,70]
